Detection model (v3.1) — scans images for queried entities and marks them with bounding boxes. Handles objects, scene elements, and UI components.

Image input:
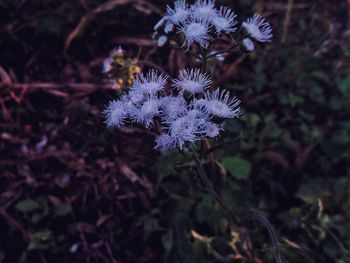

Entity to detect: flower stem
[197,47,240,226]
[207,42,239,59]
[190,147,240,228]
[200,47,208,73]
[190,147,284,263]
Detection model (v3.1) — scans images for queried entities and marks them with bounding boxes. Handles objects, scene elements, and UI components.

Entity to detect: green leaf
[308,83,325,104]
[27,231,53,251]
[143,216,160,240]
[330,96,349,111]
[261,122,283,139]
[338,77,350,96]
[254,60,266,92]
[223,119,242,136]
[31,213,44,224]
[195,195,221,224]
[246,113,260,128]
[155,151,183,181]
[322,123,350,157]
[279,92,304,107]
[16,199,41,212]
[161,229,173,254]
[295,178,330,203]
[221,157,251,180]
[311,71,330,82]
[298,110,315,122]
[54,204,71,216]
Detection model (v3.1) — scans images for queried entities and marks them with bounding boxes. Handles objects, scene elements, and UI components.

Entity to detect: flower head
[132,96,162,128]
[126,90,145,105]
[160,95,187,121]
[111,46,124,57]
[131,70,168,95]
[103,60,243,151]
[212,7,237,35]
[179,18,212,48]
[172,68,212,94]
[164,22,175,33]
[166,0,190,25]
[104,0,262,153]
[186,107,209,119]
[191,0,218,22]
[155,133,176,153]
[243,38,255,51]
[191,98,207,109]
[168,112,207,149]
[102,57,113,74]
[242,14,272,42]
[157,35,168,47]
[205,122,221,138]
[104,100,128,128]
[203,88,241,118]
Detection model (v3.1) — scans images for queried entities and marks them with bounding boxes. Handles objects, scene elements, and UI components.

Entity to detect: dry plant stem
[282,0,294,43]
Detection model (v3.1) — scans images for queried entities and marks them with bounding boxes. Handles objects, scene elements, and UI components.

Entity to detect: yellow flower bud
[134,66,141,74]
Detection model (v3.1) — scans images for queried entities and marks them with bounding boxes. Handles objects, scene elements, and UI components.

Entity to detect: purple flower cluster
[153,0,272,52]
[104,69,240,152]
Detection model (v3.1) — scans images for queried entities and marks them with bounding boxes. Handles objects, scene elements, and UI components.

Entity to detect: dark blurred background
[0,0,349,262]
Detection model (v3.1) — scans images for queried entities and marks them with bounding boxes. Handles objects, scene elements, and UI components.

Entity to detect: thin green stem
[190,147,240,228]
[200,47,208,73]
[197,46,241,227]
[207,42,239,59]
[174,34,201,60]
[191,147,284,263]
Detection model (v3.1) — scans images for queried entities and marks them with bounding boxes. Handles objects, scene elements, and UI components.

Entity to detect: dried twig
[0,66,12,86]
[65,0,162,50]
[282,0,294,43]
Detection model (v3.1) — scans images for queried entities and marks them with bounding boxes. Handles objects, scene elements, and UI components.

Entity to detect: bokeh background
[1,0,349,262]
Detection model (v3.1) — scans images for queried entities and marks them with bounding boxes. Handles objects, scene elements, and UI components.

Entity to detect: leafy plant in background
[103,0,281,262]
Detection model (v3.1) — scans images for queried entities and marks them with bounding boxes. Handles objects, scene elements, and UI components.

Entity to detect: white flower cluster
[104,69,240,153]
[153,0,272,52]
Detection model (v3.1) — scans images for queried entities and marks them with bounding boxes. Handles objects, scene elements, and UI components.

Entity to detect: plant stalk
[190,147,240,228]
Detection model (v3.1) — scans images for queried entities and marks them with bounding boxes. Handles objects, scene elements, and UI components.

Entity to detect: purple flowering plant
[103,0,281,262]
[104,0,272,153]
